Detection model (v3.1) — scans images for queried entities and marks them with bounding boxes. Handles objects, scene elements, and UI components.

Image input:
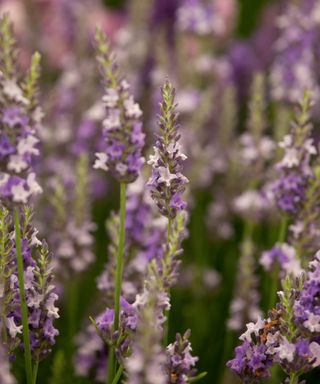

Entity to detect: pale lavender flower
[294,251,320,336]
[271,91,316,215]
[260,243,302,278]
[94,28,145,184]
[147,80,188,219]
[96,297,138,364]
[0,16,42,207]
[7,207,59,360]
[270,0,320,104]
[166,330,198,383]
[177,0,228,37]
[228,260,320,382]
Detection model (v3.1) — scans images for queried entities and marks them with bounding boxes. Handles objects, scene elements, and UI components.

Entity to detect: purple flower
[93,29,145,184]
[271,91,316,216]
[2,207,59,361]
[294,251,320,336]
[270,0,320,104]
[260,243,302,277]
[166,330,198,384]
[147,80,188,219]
[227,340,272,383]
[0,20,43,207]
[96,297,137,363]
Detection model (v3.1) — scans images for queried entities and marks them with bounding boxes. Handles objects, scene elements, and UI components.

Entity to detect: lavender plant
[227,252,320,384]
[93,27,145,383]
[0,14,49,384]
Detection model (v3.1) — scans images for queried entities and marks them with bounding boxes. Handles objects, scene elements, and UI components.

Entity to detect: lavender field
[0,0,320,383]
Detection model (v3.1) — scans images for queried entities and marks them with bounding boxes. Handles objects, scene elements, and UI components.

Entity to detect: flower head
[93,28,145,183]
[147,80,188,219]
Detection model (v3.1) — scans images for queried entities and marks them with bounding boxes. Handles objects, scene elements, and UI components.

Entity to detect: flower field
[0,1,320,384]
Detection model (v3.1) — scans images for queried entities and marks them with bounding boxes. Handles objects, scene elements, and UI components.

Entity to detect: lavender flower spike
[0,15,43,207]
[148,80,188,219]
[93,27,145,184]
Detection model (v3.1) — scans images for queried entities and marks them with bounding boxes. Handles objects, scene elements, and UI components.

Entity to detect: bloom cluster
[0,15,42,206]
[260,243,302,278]
[3,207,59,361]
[294,251,320,336]
[166,330,199,384]
[96,297,138,363]
[270,0,320,104]
[93,28,145,184]
[148,80,188,219]
[271,91,316,215]
[228,254,320,383]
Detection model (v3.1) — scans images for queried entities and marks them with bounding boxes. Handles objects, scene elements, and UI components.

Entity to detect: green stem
[289,372,299,384]
[107,350,115,384]
[14,207,33,384]
[108,183,127,384]
[269,216,288,384]
[268,216,288,310]
[114,183,126,330]
[32,360,39,384]
[163,217,172,346]
[111,365,123,384]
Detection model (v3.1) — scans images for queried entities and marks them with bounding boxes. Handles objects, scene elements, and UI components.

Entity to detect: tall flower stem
[269,215,288,384]
[32,360,39,384]
[289,373,299,384]
[163,217,172,346]
[268,215,288,310]
[14,207,33,384]
[107,183,127,384]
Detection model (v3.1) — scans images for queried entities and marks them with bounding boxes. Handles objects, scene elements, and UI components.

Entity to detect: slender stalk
[219,217,254,384]
[269,216,288,384]
[107,183,127,384]
[114,183,127,330]
[268,216,288,309]
[289,373,299,384]
[14,207,33,384]
[111,365,124,384]
[107,349,115,384]
[32,360,39,384]
[163,217,172,346]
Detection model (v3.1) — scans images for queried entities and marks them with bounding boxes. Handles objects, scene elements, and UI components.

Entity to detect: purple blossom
[147,80,188,219]
[166,330,198,384]
[271,91,316,216]
[270,0,320,104]
[93,29,145,183]
[95,297,137,363]
[260,243,302,277]
[227,340,272,383]
[2,207,59,361]
[294,251,320,336]
[0,23,43,207]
